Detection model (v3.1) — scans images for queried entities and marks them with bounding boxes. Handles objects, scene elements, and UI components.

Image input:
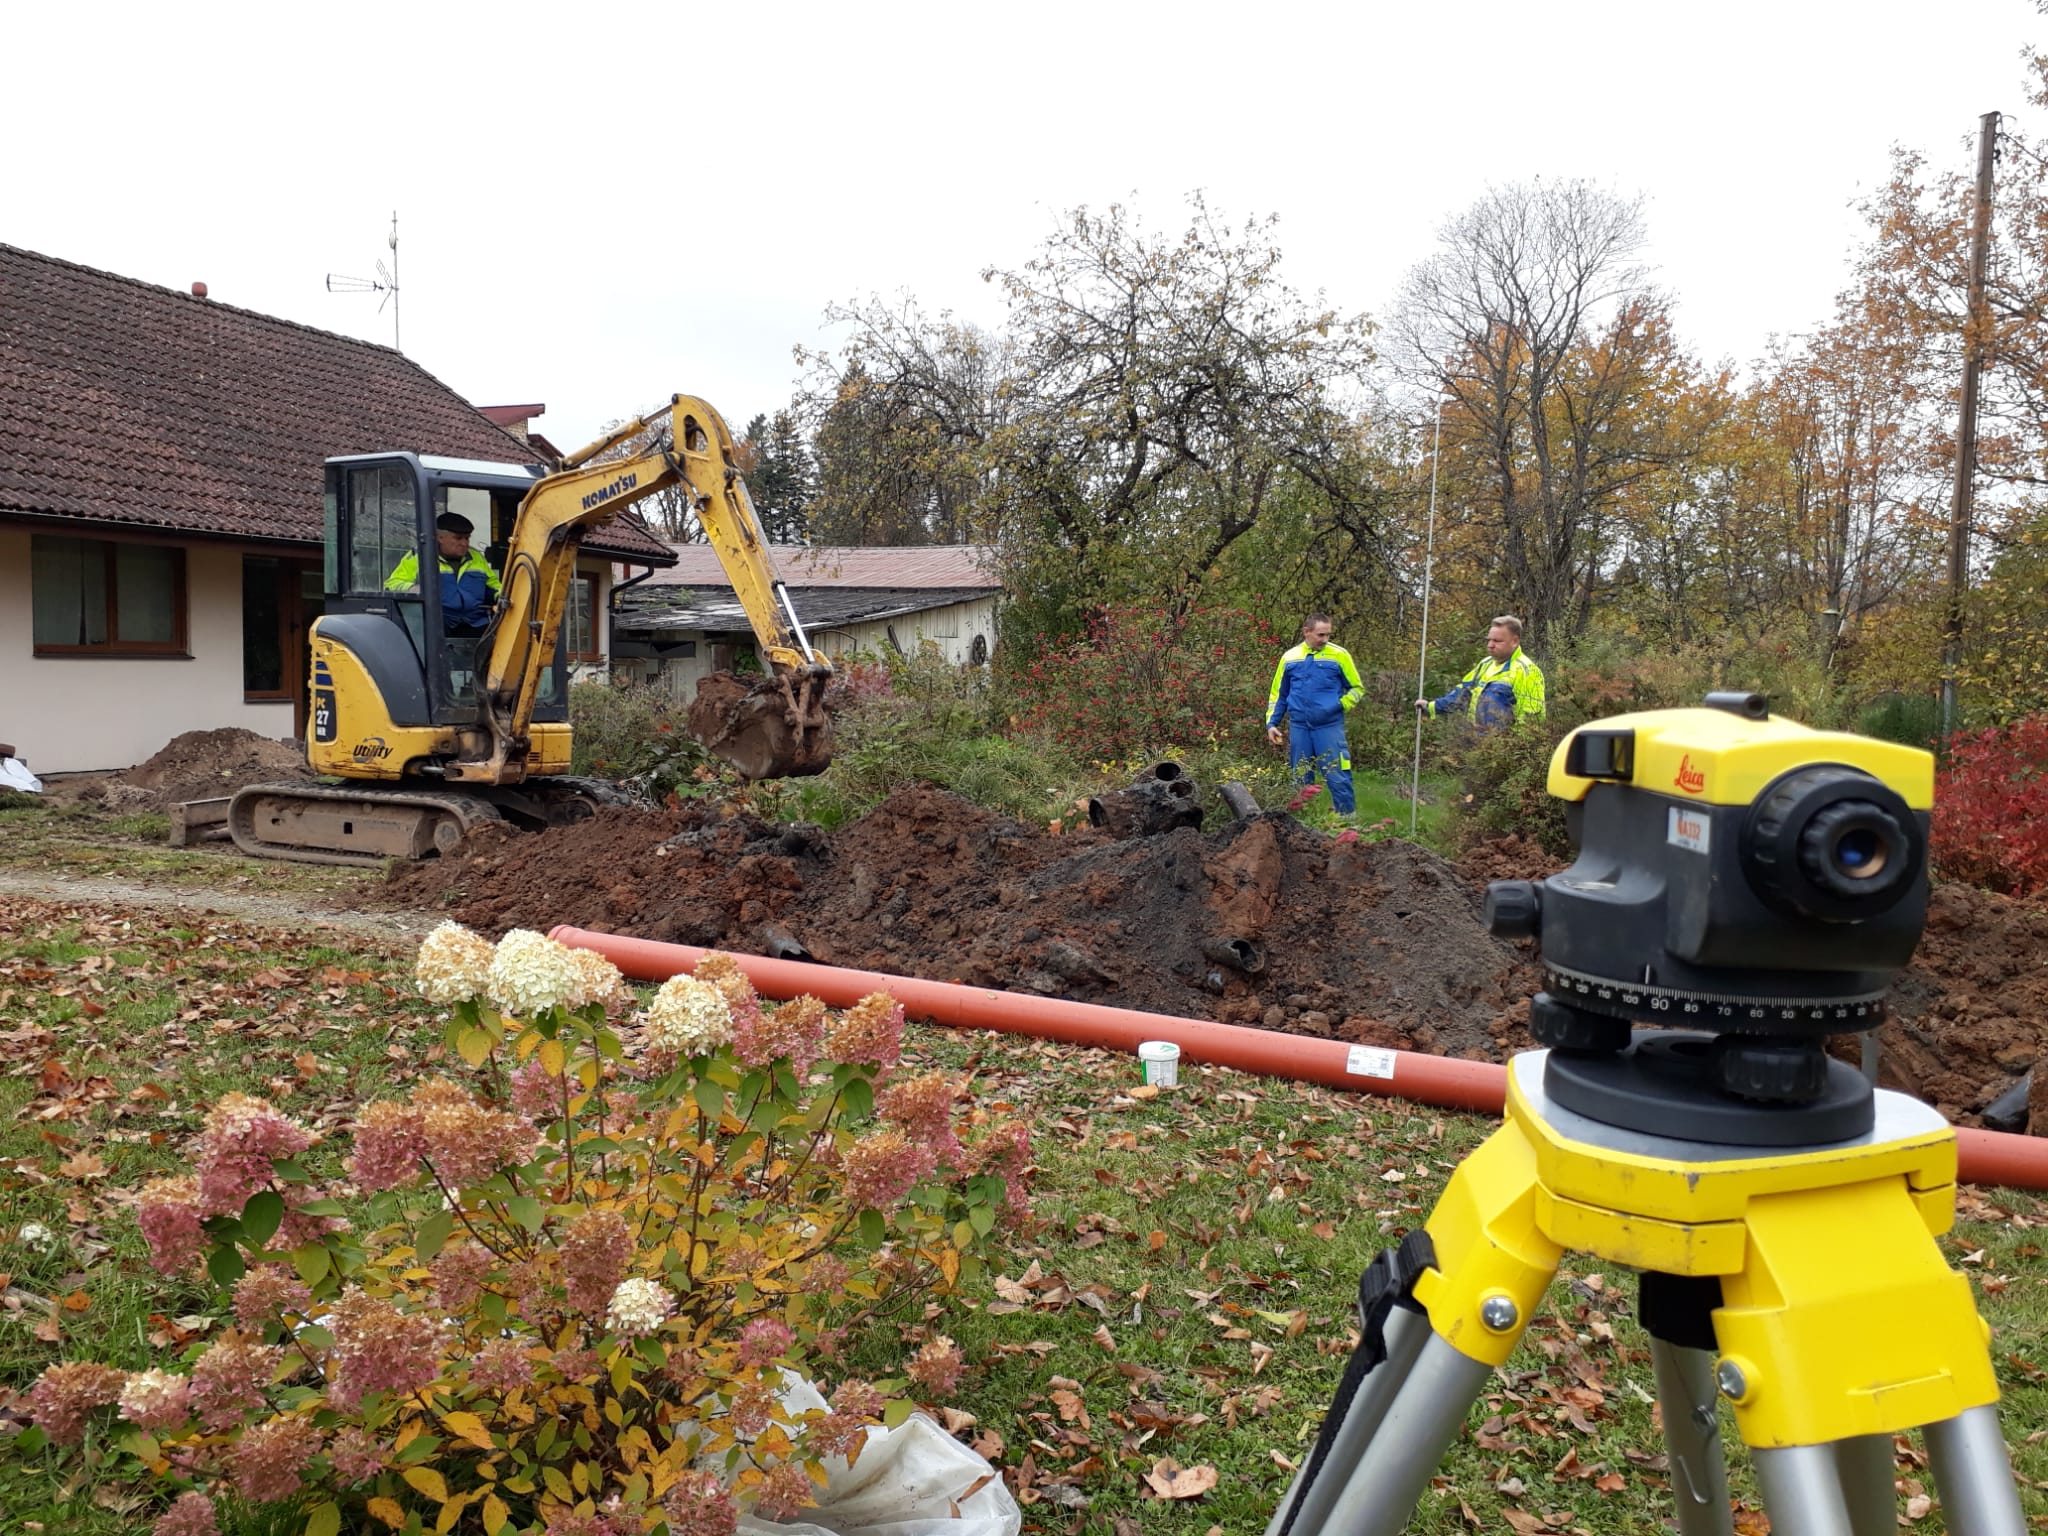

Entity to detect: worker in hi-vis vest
[1417,614,1546,729]
[1266,614,1365,815]
[386,513,502,636]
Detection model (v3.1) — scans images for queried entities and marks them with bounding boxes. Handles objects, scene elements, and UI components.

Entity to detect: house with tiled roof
[0,244,675,772]
[613,542,1002,698]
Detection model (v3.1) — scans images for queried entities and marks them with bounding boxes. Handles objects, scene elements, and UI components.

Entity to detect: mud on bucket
[1138,1040,1181,1087]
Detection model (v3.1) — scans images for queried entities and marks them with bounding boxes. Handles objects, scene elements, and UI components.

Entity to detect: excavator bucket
[687,668,836,780]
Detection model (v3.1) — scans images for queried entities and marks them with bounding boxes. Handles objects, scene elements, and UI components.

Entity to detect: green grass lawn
[0,894,2041,1534]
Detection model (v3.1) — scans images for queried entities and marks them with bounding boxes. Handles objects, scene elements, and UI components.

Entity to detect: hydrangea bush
[19,925,1029,1536]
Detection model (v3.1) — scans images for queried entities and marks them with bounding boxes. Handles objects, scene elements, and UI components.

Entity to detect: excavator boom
[455,394,834,784]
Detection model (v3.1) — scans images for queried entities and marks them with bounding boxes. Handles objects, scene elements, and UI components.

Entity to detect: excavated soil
[377,788,1532,1060]
[76,728,312,812]
[368,799,2048,1126]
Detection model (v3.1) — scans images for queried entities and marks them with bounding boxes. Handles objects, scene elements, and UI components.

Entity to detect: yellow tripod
[1267,1050,2026,1536]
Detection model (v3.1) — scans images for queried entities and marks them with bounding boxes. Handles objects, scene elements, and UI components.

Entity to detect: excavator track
[228,782,506,867]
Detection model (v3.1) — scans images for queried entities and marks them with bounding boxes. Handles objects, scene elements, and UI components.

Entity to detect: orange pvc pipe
[551,926,2048,1191]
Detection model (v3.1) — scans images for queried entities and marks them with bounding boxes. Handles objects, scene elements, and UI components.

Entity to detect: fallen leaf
[1142,1458,1218,1500]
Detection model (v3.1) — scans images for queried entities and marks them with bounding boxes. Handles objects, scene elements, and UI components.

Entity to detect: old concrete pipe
[550,926,2048,1191]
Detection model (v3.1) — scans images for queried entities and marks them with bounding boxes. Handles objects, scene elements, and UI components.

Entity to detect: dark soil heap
[79,728,312,812]
[372,799,2048,1124]
[378,787,1531,1060]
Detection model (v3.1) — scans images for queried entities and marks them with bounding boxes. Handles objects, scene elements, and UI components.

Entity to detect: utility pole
[1941,111,2000,741]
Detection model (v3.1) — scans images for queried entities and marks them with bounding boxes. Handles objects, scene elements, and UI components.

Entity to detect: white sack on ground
[719,1376,1022,1536]
[0,758,41,793]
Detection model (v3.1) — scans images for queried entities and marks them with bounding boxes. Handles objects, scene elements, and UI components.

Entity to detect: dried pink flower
[662,1469,739,1536]
[509,1056,559,1119]
[152,1492,219,1536]
[824,992,905,1071]
[733,994,828,1076]
[230,1414,323,1503]
[189,1337,281,1431]
[347,1098,427,1191]
[551,1346,600,1383]
[194,1093,315,1215]
[137,1176,207,1275]
[877,1069,962,1159]
[470,1337,535,1393]
[905,1335,965,1397]
[751,1459,819,1522]
[841,1125,936,1210]
[116,1368,192,1433]
[735,1316,792,1369]
[799,1254,852,1297]
[559,1208,633,1317]
[327,1290,447,1409]
[27,1361,126,1444]
[327,1425,384,1484]
[431,1242,493,1313]
[830,1378,886,1418]
[806,1410,871,1460]
[414,1078,539,1188]
[727,1378,776,1436]
[232,1266,313,1331]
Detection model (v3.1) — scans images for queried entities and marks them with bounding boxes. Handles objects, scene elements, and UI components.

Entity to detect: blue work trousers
[1288,719,1354,814]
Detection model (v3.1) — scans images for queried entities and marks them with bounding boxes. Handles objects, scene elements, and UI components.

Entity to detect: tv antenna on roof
[325,211,402,351]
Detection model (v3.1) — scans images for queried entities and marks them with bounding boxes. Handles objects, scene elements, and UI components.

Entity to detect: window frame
[30,535,190,658]
[564,573,604,663]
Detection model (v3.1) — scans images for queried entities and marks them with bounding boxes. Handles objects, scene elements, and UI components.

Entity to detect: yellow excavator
[228,395,834,865]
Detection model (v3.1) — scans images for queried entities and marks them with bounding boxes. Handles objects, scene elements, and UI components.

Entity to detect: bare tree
[1393,181,1686,647]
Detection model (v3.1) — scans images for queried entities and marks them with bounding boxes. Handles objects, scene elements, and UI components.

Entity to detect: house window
[564,575,602,661]
[927,604,960,639]
[31,536,188,656]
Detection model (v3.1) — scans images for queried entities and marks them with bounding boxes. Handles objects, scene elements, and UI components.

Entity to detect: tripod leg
[1302,1334,1495,1536]
[1924,1405,2028,1536]
[1752,1445,1856,1536]
[1647,1340,1734,1536]
[1832,1435,1897,1536]
[1265,1301,1429,1536]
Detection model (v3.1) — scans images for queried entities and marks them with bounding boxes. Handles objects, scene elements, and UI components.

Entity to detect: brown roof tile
[0,245,671,565]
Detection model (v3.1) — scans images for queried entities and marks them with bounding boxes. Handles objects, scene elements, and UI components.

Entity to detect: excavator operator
[385,513,502,636]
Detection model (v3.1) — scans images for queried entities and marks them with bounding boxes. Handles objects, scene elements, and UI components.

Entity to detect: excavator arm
[447,394,834,784]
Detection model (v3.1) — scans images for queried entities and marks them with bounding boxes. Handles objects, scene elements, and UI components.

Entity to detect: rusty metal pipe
[1201,937,1268,976]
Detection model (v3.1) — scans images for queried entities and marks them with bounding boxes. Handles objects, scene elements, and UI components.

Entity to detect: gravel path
[0,868,431,947]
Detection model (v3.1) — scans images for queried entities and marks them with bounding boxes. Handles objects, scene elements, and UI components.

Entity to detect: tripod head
[1484,694,1934,1143]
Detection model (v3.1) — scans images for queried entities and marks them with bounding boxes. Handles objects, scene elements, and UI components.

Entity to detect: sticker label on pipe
[1346,1046,1396,1079]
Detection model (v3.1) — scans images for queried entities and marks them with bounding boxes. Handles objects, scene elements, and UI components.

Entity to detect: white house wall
[629,595,999,703]
[0,529,299,774]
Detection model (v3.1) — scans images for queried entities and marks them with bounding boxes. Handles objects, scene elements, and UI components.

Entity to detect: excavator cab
[228,394,834,866]
[311,453,571,779]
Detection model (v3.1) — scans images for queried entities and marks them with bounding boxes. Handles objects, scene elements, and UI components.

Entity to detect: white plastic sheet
[725,1377,1021,1536]
[0,758,41,794]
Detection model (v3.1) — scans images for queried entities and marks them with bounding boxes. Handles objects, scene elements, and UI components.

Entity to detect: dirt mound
[365,787,2047,1122]
[1881,882,2048,1123]
[372,787,1528,1057]
[97,728,311,812]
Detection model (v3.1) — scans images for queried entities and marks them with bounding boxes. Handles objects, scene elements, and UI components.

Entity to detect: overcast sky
[6,1,2040,450]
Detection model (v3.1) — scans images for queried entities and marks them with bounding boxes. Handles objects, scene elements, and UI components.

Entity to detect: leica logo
[1674,754,1706,794]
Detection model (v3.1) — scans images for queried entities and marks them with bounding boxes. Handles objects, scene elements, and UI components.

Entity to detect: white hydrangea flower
[414,921,497,1005]
[605,1277,674,1338]
[487,929,582,1017]
[564,948,630,1012]
[641,976,733,1059]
